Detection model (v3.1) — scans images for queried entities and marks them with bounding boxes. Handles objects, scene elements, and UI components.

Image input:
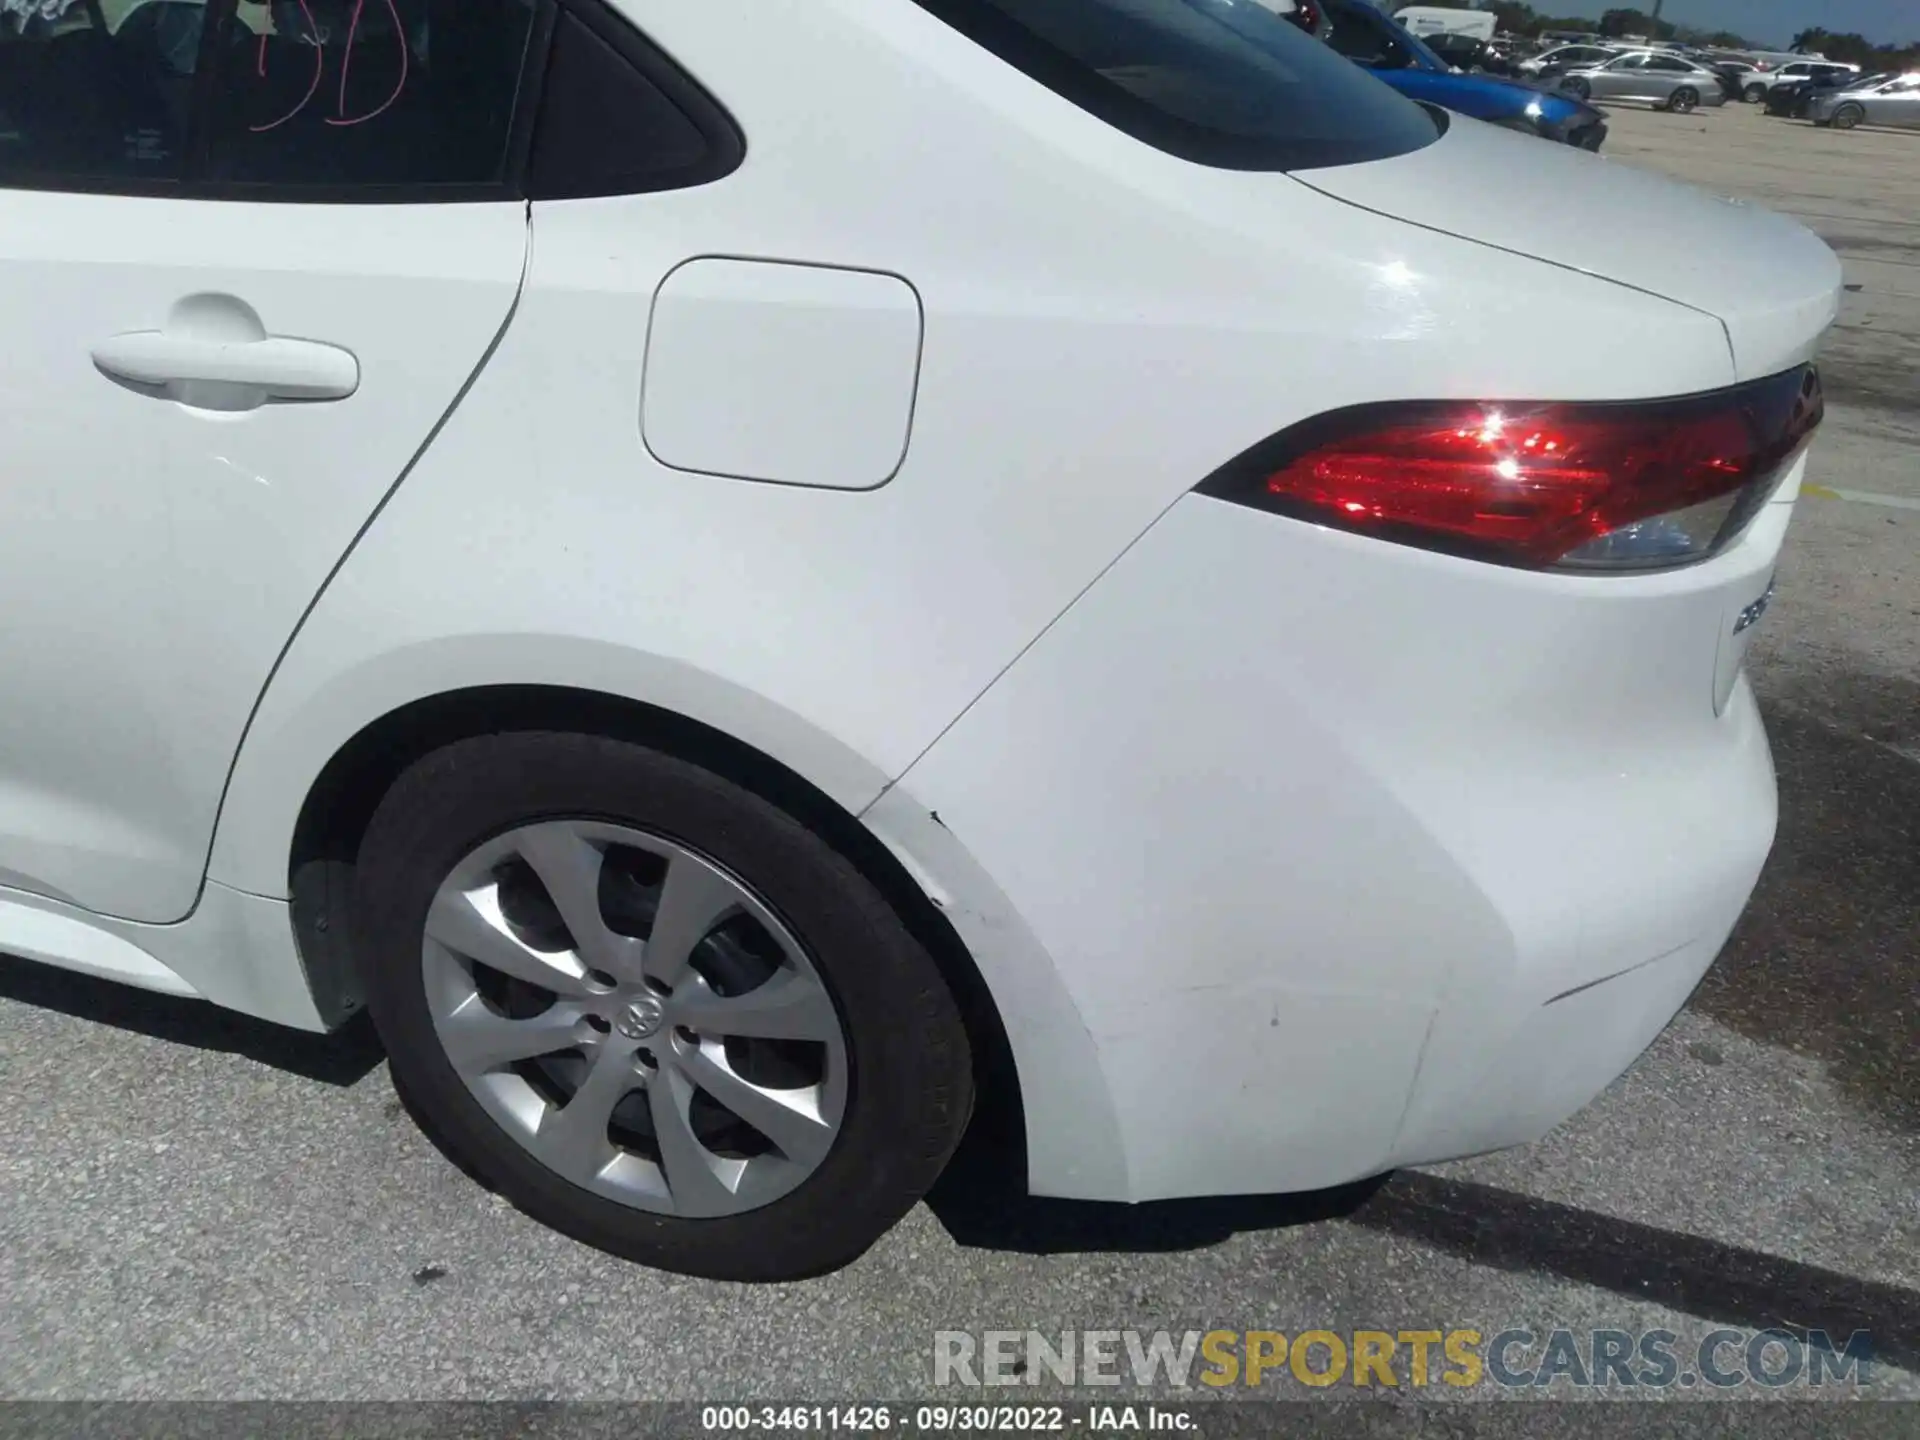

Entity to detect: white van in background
[1395,5,1496,40]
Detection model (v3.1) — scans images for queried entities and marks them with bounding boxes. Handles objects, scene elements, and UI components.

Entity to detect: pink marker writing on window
[327,0,409,127]
[247,0,409,133]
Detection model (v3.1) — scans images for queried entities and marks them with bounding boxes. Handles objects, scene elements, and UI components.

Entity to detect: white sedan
[0,0,1838,1279]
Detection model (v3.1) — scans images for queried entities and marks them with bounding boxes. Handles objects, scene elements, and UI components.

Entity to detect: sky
[1630,0,1916,47]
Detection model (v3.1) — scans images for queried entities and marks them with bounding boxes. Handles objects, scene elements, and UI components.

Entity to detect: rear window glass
[909,0,1440,171]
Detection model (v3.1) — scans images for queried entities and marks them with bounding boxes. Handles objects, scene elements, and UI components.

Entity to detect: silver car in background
[1557,49,1729,112]
[1519,42,1620,76]
[1811,73,1920,129]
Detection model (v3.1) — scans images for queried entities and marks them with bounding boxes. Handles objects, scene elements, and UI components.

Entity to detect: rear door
[1589,54,1644,100]
[1640,54,1697,100]
[0,0,536,922]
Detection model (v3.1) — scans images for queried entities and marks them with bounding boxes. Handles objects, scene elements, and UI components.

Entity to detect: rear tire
[1561,76,1590,100]
[1744,82,1767,104]
[1667,87,1698,114]
[355,730,975,1280]
[1830,103,1864,130]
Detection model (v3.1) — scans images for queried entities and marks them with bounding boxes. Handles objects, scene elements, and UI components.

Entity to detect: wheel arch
[282,681,1032,1189]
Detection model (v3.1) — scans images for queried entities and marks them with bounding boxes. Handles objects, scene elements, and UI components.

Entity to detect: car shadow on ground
[930,1158,1920,1373]
[0,953,384,1086]
[930,1146,1390,1254]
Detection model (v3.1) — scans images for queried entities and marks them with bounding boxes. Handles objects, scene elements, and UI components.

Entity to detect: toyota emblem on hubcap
[616,996,665,1040]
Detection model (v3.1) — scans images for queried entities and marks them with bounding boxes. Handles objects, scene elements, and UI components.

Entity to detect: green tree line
[1788,27,1920,73]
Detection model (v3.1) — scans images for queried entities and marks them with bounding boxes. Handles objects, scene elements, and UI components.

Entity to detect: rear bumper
[891,479,1795,1202]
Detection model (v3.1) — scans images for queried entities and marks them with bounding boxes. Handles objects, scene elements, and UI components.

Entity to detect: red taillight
[1198,367,1822,571]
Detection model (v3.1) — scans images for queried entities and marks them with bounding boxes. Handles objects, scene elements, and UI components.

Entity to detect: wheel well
[288,685,1027,1182]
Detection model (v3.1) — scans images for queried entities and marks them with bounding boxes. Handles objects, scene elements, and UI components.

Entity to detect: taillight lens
[1199,366,1822,571]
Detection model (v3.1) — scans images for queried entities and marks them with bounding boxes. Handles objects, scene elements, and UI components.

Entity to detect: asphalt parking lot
[1,105,1915,1416]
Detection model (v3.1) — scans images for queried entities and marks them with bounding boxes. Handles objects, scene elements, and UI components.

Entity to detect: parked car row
[1286,9,1916,138]
[1282,0,1609,149]
[1475,30,1919,133]
[1442,35,1729,115]
[1763,69,1886,117]
[1805,72,1920,129]
[1519,45,1762,105]
[1732,56,1920,129]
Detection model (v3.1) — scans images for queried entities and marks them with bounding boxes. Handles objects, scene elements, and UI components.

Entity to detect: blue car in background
[1305,0,1609,150]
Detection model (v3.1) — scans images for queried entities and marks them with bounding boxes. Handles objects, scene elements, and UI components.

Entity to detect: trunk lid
[1295,116,1842,381]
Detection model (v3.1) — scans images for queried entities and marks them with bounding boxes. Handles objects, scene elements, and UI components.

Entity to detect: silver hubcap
[422,820,849,1218]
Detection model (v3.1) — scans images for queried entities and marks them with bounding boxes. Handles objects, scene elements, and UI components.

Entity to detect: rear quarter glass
[907,0,1441,170]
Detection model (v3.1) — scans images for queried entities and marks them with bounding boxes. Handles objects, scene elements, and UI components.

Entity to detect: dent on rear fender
[860,786,1132,1201]
[878,499,1537,1199]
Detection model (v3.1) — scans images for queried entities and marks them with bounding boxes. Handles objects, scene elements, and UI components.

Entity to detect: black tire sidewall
[354,731,973,1280]
[1834,105,1863,129]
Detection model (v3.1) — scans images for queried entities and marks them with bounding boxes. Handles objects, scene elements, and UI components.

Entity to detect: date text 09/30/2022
[701,1406,1193,1433]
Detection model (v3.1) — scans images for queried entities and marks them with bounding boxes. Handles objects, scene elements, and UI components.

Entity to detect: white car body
[0,0,1840,1207]
[1747,59,1859,97]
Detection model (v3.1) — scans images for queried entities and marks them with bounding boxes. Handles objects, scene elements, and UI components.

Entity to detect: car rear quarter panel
[213,0,1737,899]
[210,0,1744,1194]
